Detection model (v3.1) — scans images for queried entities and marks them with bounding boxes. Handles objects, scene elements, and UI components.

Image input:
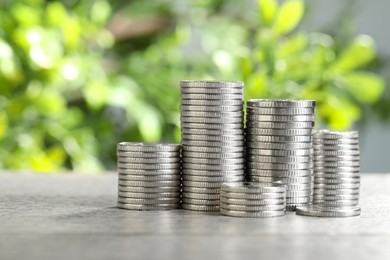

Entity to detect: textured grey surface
[0,172,389,260]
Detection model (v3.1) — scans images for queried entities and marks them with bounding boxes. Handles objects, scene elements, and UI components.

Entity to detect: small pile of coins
[296,130,361,217]
[219,182,287,218]
[116,142,181,210]
[245,99,316,211]
[180,81,246,212]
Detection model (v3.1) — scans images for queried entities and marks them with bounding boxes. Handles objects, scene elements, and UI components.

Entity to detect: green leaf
[258,0,278,25]
[273,0,304,36]
[276,33,308,58]
[343,72,385,103]
[334,35,376,71]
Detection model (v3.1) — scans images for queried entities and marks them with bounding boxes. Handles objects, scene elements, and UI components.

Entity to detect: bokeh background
[0,0,389,173]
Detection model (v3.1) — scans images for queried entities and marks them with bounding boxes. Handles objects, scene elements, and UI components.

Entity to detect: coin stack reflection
[296,131,361,217]
[180,81,245,212]
[220,182,286,218]
[245,99,316,211]
[116,142,181,210]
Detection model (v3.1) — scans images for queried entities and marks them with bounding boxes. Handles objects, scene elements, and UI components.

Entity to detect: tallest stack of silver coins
[180,81,246,212]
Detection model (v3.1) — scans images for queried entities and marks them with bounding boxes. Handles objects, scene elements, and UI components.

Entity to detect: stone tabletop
[0,172,389,260]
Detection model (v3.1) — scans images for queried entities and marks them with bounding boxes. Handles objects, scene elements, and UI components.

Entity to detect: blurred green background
[0,0,388,172]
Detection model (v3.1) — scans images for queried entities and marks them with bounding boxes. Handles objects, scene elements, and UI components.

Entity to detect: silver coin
[322,161,360,167]
[245,128,313,136]
[117,202,178,211]
[246,107,315,115]
[182,168,245,176]
[182,181,227,188]
[247,142,312,150]
[247,99,316,108]
[180,97,244,106]
[180,122,243,130]
[246,155,311,163]
[247,114,315,122]
[118,174,180,182]
[296,205,361,217]
[118,191,180,199]
[183,175,244,183]
[314,172,360,178]
[181,116,243,124]
[180,80,244,88]
[314,176,360,184]
[183,163,244,171]
[117,157,180,164]
[286,197,311,203]
[117,168,181,175]
[118,197,181,205]
[286,189,312,197]
[246,148,312,157]
[246,121,315,129]
[313,144,360,151]
[182,127,244,136]
[181,203,220,212]
[220,197,286,205]
[117,142,180,152]
[181,87,243,94]
[181,134,244,141]
[182,198,220,206]
[320,139,359,145]
[221,182,286,193]
[182,151,244,159]
[312,199,359,206]
[220,203,286,211]
[249,175,312,184]
[313,183,360,190]
[313,194,360,201]
[247,169,312,177]
[322,155,360,162]
[313,188,359,196]
[245,134,312,143]
[118,185,181,193]
[220,208,286,218]
[182,186,221,194]
[281,183,312,191]
[247,162,312,170]
[118,180,181,188]
[181,110,244,118]
[182,145,244,153]
[181,93,243,100]
[180,104,243,112]
[314,166,360,173]
[182,192,220,200]
[321,131,359,139]
[183,157,245,165]
[116,151,180,159]
[219,190,285,200]
[117,162,180,170]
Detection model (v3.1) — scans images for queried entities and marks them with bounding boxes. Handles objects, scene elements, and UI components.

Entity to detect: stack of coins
[116,142,181,210]
[219,182,287,218]
[180,81,246,212]
[296,131,361,217]
[245,99,316,211]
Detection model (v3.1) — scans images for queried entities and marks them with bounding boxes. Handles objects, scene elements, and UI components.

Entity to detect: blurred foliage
[0,0,387,172]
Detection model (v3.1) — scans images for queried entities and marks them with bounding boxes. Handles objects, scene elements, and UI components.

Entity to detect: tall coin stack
[296,131,361,217]
[116,142,181,210]
[180,81,246,212]
[220,182,287,218]
[245,99,316,211]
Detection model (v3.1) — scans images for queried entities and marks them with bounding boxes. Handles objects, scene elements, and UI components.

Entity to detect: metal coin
[296,205,361,217]
[320,139,359,145]
[246,99,316,108]
[313,144,360,151]
[314,172,360,178]
[183,157,245,165]
[220,208,286,218]
[314,176,360,184]
[220,203,286,211]
[182,145,244,153]
[117,202,179,211]
[181,203,220,212]
[247,162,312,170]
[247,114,315,122]
[246,107,315,115]
[246,148,312,157]
[117,142,180,152]
[322,161,360,167]
[286,197,311,204]
[321,131,359,140]
[118,180,181,188]
[246,155,311,163]
[183,163,244,171]
[180,80,243,88]
[182,168,245,176]
[182,181,226,188]
[312,199,359,206]
[314,166,360,173]
[117,168,181,175]
[313,194,360,201]
[245,128,313,136]
[220,197,286,206]
[322,155,360,162]
[245,134,312,143]
[181,198,220,206]
[118,191,180,199]
[181,93,243,100]
[118,185,181,193]
[247,169,312,177]
[182,192,220,200]
[249,175,312,184]
[116,151,180,159]
[182,127,244,136]
[182,186,221,194]
[117,157,180,164]
[181,134,244,141]
[118,197,181,205]
[286,189,312,197]
[181,110,244,118]
[180,104,243,112]
[313,188,359,196]
[117,162,180,170]
[246,121,315,129]
[221,182,286,193]
[247,142,312,150]
[183,175,244,183]
[118,174,181,182]
[313,183,360,190]
[182,151,244,159]
[180,122,243,130]
[181,87,243,94]
[219,191,285,200]
[181,116,243,124]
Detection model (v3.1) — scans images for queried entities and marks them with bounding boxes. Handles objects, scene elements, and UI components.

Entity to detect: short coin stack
[296,131,361,217]
[220,182,287,218]
[116,142,181,210]
[245,99,316,211]
[180,81,246,212]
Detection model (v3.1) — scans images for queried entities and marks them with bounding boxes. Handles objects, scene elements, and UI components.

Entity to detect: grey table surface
[0,172,389,260]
